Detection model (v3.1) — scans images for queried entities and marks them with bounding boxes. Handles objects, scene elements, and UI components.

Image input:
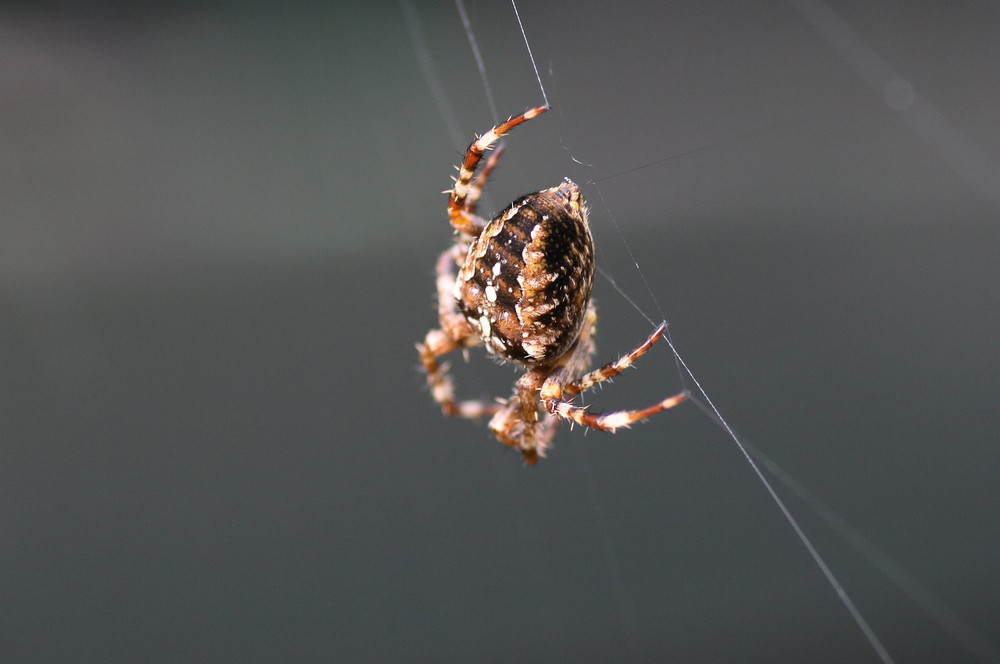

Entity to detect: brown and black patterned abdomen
[455,179,594,366]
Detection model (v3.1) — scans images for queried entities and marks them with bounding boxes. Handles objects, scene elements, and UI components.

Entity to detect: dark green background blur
[1,2,997,662]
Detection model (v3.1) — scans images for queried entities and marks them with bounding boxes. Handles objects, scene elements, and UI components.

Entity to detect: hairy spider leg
[418,246,501,422]
[463,144,504,217]
[547,392,689,434]
[487,375,548,464]
[540,315,689,434]
[564,322,670,396]
[448,105,548,235]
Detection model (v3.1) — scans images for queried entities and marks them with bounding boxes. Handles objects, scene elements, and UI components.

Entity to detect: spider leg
[540,313,688,433]
[463,144,504,216]
[545,392,688,434]
[418,330,500,421]
[531,409,562,462]
[434,245,473,341]
[488,383,540,465]
[417,246,501,422]
[488,368,554,465]
[448,105,548,234]
[563,322,668,396]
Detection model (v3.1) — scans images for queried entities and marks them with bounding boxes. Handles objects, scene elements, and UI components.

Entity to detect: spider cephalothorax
[418,105,687,463]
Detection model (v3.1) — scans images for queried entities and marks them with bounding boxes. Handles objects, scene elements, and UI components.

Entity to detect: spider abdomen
[456,179,594,366]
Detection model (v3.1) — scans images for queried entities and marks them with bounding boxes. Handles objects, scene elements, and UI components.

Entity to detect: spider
[417,105,688,464]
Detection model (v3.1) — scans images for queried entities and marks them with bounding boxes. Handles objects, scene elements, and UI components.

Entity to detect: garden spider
[417,105,688,464]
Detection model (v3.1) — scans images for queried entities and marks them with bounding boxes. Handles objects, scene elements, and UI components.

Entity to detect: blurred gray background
[1,1,997,662]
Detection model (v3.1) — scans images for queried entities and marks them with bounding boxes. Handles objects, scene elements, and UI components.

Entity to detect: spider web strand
[666,337,897,664]
[510,0,549,107]
[582,114,896,664]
